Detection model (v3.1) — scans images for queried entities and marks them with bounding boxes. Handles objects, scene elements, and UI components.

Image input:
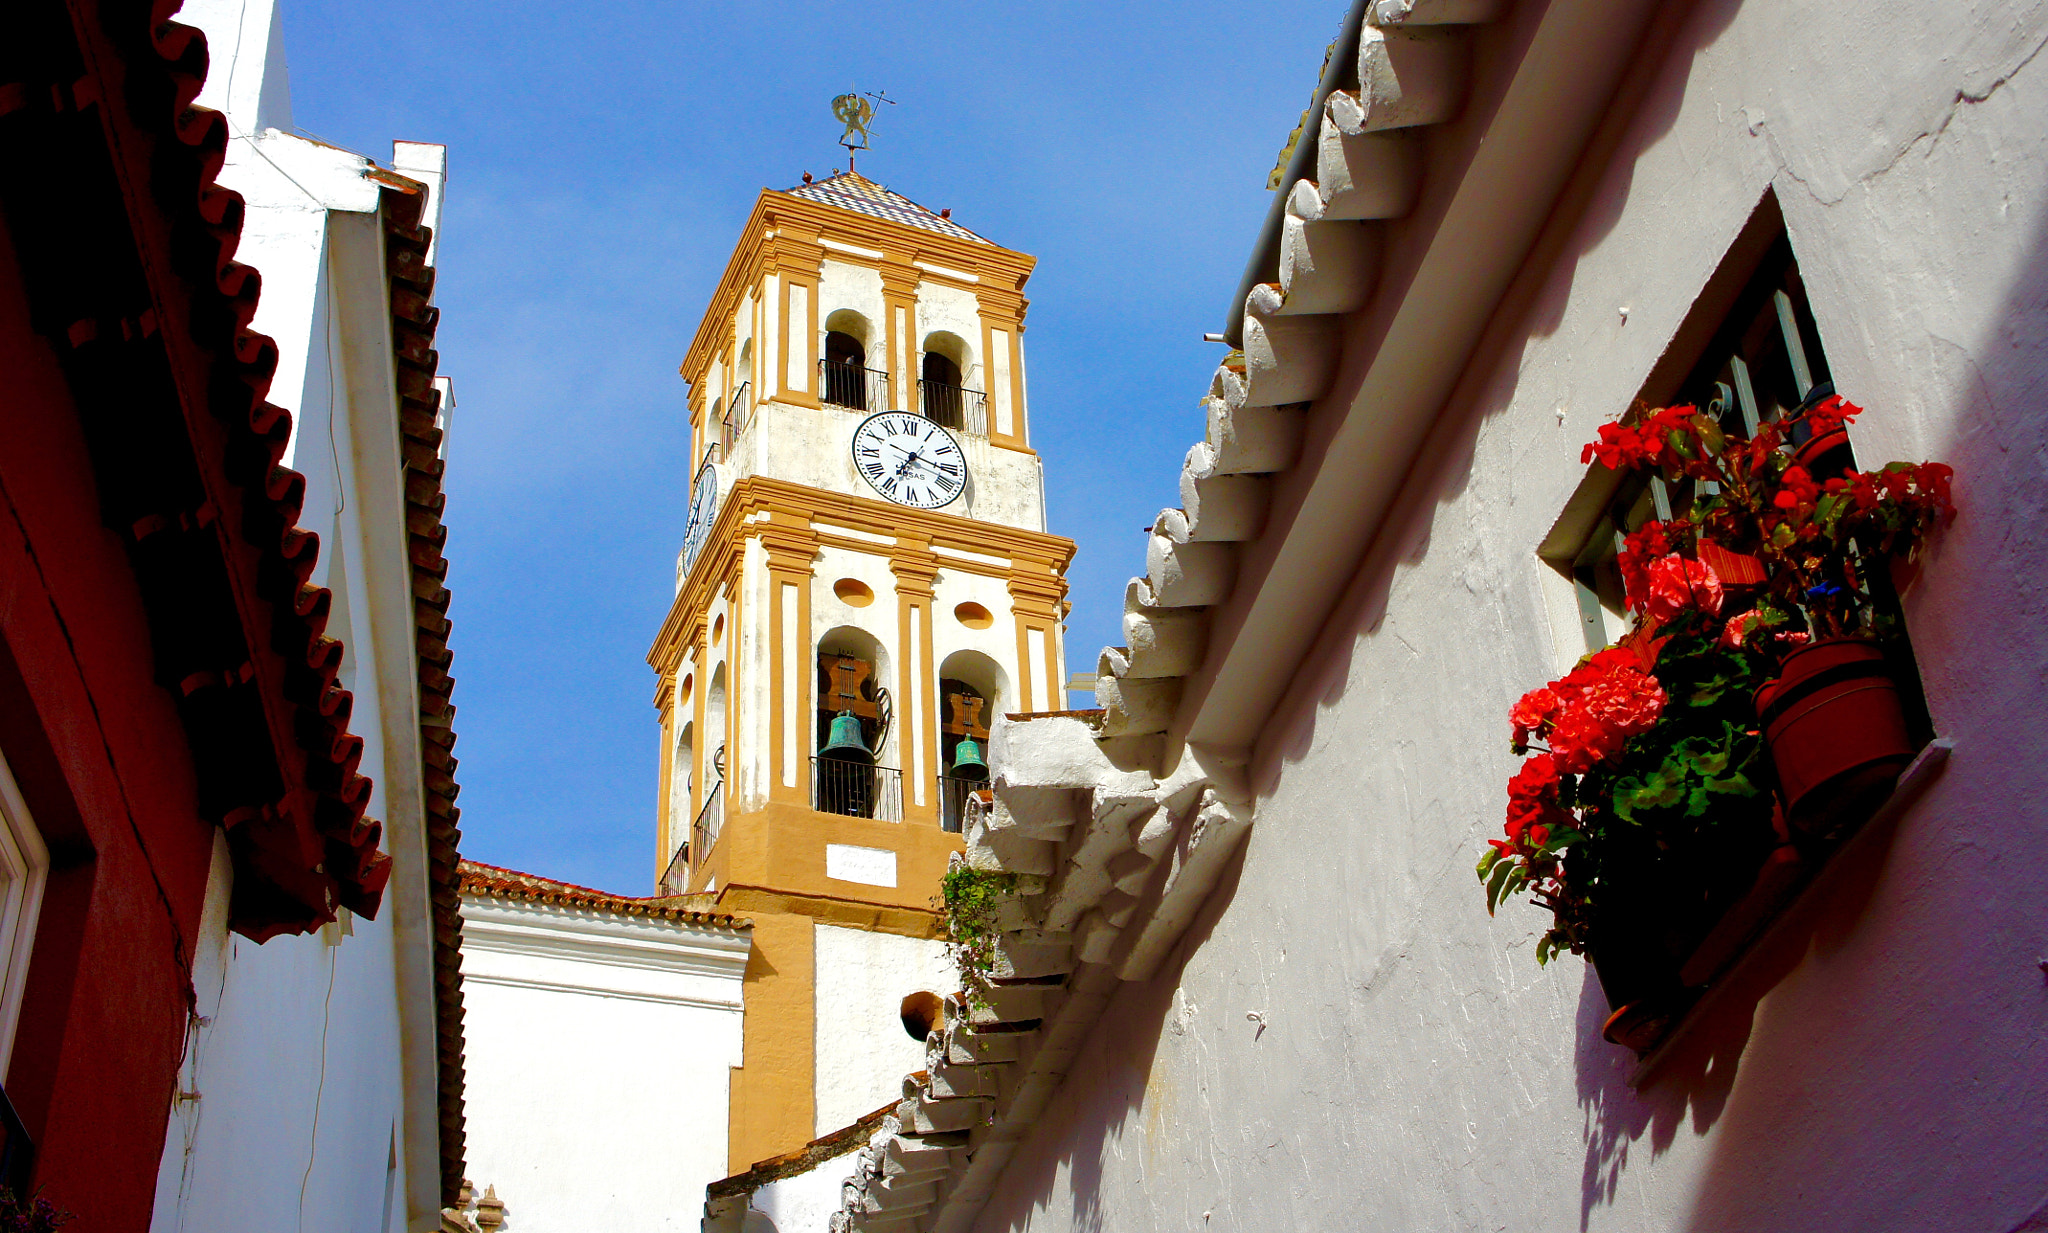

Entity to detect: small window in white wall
[0,748,50,1075]
[1540,201,1836,656]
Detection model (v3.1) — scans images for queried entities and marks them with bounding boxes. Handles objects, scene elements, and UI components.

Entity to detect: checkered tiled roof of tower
[783,171,991,244]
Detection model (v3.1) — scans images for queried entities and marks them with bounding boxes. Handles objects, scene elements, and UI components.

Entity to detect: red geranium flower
[1803,394,1862,440]
[1643,554,1724,622]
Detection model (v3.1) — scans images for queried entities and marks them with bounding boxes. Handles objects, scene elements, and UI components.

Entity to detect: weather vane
[831,89,895,171]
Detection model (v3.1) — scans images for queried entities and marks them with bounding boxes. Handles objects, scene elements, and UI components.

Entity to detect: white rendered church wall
[954,436,1044,529]
[912,281,982,391]
[458,901,747,1233]
[930,568,1023,710]
[812,923,956,1136]
[818,259,888,363]
[972,2,2048,1231]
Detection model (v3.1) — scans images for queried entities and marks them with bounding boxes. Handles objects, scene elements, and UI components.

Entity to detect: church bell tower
[648,169,1074,1171]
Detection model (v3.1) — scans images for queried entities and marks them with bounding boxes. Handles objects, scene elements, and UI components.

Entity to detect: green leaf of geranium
[1486,858,1516,914]
[1477,848,1499,881]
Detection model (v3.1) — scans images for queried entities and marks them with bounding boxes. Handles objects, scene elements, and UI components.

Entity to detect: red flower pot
[1754,637,1915,831]
[1792,427,1855,480]
[1697,539,1767,589]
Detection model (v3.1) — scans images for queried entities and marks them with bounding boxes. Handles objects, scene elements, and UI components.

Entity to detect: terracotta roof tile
[459,860,749,928]
[376,175,472,1209]
[706,1101,895,1199]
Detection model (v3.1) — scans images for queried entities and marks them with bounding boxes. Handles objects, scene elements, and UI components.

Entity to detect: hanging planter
[1755,637,1915,832]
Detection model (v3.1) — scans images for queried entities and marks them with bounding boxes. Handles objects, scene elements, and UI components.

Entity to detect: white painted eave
[1175,0,1669,757]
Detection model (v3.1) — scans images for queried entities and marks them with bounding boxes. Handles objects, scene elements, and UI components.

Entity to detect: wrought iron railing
[939,774,991,834]
[685,780,724,882]
[819,360,889,413]
[919,379,988,436]
[812,757,903,821]
[660,838,690,896]
[719,381,752,459]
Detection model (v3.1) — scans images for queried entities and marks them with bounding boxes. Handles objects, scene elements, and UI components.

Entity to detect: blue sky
[279,0,1339,893]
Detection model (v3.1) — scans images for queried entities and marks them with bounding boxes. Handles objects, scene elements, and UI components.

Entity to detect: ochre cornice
[705,886,945,940]
[648,475,1075,674]
[681,188,1036,388]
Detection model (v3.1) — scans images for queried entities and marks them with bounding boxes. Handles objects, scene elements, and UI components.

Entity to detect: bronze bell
[951,735,988,781]
[820,710,874,764]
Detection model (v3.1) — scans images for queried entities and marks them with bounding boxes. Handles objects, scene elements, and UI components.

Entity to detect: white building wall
[151,4,448,1230]
[812,924,955,1136]
[745,1157,856,1233]
[458,897,750,1232]
[912,282,982,391]
[705,1147,869,1233]
[973,2,2048,1231]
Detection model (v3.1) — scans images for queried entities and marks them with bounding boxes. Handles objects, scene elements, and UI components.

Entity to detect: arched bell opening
[815,626,897,819]
[937,649,1006,833]
[919,331,974,430]
[823,310,876,410]
[670,720,695,860]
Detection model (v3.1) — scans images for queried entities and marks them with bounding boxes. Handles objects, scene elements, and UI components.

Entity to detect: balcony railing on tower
[939,774,991,834]
[812,757,904,821]
[819,359,889,413]
[919,378,987,436]
[719,381,753,459]
[674,779,723,891]
[660,837,690,897]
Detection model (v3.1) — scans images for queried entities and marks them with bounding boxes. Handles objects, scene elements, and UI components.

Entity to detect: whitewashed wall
[149,3,449,1230]
[705,1146,868,1233]
[813,924,955,1136]
[458,896,750,1232]
[974,1,2048,1231]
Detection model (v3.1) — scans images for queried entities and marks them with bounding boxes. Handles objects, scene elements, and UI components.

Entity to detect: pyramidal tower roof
[782,170,992,246]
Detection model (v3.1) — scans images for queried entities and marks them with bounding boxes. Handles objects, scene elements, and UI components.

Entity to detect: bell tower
[648,170,1074,1171]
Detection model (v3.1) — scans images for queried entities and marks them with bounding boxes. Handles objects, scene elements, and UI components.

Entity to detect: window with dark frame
[1529,191,1945,1061]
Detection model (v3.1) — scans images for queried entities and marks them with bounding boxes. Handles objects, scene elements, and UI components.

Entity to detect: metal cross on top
[831,90,895,170]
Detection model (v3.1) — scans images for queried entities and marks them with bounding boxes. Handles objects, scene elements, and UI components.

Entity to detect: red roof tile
[459,860,749,928]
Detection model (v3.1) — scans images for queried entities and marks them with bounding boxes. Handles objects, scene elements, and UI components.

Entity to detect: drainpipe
[1219,0,1373,349]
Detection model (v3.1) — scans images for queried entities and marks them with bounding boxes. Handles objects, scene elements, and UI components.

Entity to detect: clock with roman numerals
[849,411,968,509]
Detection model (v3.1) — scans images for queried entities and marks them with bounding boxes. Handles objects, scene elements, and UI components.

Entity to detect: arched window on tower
[664,720,694,892]
[815,628,899,820]
[690,665,727,874]
[937,650,1007,833]
[919,332,985,435]
[821,311,881,411]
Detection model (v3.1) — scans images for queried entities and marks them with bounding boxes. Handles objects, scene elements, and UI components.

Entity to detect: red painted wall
[0,200,214,1231]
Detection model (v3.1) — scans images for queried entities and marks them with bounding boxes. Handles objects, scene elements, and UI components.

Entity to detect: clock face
[682,462,719,574]
[850,412,968,509]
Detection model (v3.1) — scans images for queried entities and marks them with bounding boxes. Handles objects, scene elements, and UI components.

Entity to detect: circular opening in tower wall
[712,613,725,640]
[833,578,875,607]
[900,990,945,1041]
[678,673,693,707]
[953,602,994,629]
